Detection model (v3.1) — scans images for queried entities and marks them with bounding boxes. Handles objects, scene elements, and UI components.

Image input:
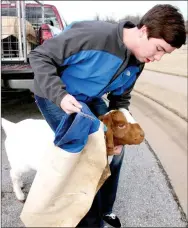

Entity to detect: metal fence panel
[1,0,44,62]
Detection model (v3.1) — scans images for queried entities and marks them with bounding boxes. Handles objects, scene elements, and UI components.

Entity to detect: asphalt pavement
[1,100,187,227]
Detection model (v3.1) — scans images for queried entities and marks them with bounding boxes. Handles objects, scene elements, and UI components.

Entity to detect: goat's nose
[140,131,144,137]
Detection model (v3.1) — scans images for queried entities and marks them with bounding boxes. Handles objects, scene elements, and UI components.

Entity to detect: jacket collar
[116,20,135,52]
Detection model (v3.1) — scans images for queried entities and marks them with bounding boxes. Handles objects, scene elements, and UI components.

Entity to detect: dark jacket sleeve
[107,64,145,110]
[29,33,69,107]
[107,85,133,111]
[29,26,94,107]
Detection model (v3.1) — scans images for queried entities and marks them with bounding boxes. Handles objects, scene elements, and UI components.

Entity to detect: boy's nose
[154,52,164,61]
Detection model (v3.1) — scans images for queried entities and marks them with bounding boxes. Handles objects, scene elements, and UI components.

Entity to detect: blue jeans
[35,95,125,228]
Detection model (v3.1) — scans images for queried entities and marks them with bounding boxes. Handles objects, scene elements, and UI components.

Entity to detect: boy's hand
[60,94,82,114]
[113,145,123,155]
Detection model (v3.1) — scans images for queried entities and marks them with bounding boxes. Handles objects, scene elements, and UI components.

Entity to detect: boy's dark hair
[137,4,186,48]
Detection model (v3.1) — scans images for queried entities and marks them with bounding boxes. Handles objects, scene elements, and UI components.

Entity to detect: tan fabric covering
[1,16,37,54]
[1,16,37,43]
[20,123,111,227]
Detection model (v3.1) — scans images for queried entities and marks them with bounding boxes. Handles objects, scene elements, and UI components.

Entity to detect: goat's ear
[100,113,112,127]
[106,126,114,155]
[98,115,104,121]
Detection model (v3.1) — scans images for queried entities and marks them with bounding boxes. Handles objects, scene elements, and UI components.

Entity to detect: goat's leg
[10,169,25,202]
[19,179,24,189]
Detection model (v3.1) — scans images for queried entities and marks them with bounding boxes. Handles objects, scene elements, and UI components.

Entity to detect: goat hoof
[20,185,24,189]
[17,192,25,202]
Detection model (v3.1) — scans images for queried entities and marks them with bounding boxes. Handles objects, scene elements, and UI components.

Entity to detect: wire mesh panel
[1,0,44,62]
[1,1,22,61]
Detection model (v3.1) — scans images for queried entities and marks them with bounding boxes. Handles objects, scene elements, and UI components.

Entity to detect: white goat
[2,118,55,202]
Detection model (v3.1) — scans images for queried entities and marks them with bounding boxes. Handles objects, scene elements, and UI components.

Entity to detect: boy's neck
[123,27,139,53]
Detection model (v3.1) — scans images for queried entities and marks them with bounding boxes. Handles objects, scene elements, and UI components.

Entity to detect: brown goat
[99,110,145,155]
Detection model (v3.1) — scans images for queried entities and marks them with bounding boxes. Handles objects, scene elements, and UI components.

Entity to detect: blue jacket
[29,20,145,110]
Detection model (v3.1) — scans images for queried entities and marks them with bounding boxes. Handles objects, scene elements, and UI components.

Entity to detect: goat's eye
[118,124,125,129]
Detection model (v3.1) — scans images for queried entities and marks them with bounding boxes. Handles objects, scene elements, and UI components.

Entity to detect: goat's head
[99,110,145,155]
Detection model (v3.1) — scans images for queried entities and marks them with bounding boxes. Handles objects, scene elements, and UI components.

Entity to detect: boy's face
[133,26,176,63]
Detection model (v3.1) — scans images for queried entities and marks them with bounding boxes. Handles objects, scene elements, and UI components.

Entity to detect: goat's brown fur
[99,110,145,155]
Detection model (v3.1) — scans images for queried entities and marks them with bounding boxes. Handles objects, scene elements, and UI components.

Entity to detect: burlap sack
[20,123,111,227]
